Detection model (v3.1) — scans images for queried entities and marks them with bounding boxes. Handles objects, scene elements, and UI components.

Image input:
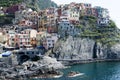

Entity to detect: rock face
[106,44,120,59]
[53,36,95,60]
[53,36,120,60]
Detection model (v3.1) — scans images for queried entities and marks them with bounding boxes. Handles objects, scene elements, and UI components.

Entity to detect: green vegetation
[77,16,119,46]
[37,0,57,10]
[0,0,22,7]
[25,0,57,11]
[0,0,57,25]
[0,0,57,10]
[0,14,14,25]
[109,20,117,28]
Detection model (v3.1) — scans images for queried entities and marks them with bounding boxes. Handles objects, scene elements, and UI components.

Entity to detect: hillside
[52,16,120,60]
[0,0,57,25]
[0,0,57,10]
[76,16,119,47]
[0,0,22,7]
[23,0,57,10]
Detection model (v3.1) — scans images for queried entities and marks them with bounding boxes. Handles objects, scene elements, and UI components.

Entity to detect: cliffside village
[0,2,110,51]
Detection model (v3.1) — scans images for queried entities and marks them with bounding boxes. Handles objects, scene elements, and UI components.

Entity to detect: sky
[52,0,120,29]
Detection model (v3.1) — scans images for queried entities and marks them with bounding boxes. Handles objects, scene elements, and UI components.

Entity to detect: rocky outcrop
[0,56,64,79]
[52,36,120,60]
[53,36,95,60]
[106,44,120,59]
[22,56,64,70]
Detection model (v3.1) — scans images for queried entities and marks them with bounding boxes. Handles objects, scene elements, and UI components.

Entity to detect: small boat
[67,71,84,77]
[53,71,63,78]
[53,74,63,78]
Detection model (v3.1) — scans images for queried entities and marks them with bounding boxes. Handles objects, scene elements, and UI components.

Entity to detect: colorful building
[58,18,79,37]
[94,6,110,26]
[36,32,51,46]
[42,33,59,50]
[7,30,17,47]
[17,33,30,48]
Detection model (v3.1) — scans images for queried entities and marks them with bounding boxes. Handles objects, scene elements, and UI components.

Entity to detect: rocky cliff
[51,16,120,61]
[52,36,120,60]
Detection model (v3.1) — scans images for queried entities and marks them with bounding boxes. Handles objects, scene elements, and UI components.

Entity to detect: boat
[67,71,84,77]
[53,71,63,78]
[53,74,63,78]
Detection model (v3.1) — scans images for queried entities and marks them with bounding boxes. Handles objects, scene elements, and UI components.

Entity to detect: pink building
[7,31,30,48]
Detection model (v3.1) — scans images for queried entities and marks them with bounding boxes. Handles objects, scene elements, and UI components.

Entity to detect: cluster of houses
[0,28,58,50]
[0,2,110,50]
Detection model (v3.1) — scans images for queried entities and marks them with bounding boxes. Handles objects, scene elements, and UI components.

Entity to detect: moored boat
[67,71,84,77]
[52,71,63,78]
[53,74,63,78]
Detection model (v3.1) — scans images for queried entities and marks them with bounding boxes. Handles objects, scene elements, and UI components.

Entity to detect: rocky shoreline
[1,46,120,80]
[1,55,120,79]
[59,58,120,66]
[0,56,64,79]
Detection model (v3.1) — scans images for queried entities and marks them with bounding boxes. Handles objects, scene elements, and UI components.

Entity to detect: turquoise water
[33,62,120,80]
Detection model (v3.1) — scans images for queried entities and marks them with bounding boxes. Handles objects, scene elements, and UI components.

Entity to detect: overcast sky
[52,0,120,29]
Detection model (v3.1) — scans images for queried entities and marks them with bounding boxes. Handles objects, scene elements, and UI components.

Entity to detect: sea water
[32,61,120,80]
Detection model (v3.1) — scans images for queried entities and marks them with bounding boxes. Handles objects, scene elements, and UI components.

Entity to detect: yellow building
[36,32,51,46]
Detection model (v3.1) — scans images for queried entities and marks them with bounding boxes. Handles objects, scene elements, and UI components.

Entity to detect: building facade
[42,33,59,50]
[58,18,79,37]
[95,6,110,26]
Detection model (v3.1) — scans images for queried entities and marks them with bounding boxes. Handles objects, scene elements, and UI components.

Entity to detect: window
[20,42,22,44]
[61,26,62,29]
[25,39,27,41]
[53,43,54,46]
[48,40,51,42]
[32,52,34,54]
[36,51,39,54]
[67,27,68,30]
[52,40,54,42]
[12,43,14,46]
[27,52,29,54]
[12,39,14,41]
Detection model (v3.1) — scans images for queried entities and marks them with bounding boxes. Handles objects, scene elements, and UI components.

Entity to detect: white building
[21,29,37,38]
[62,8,80,21]
[95,6,110,26]
[97,18,109,26]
